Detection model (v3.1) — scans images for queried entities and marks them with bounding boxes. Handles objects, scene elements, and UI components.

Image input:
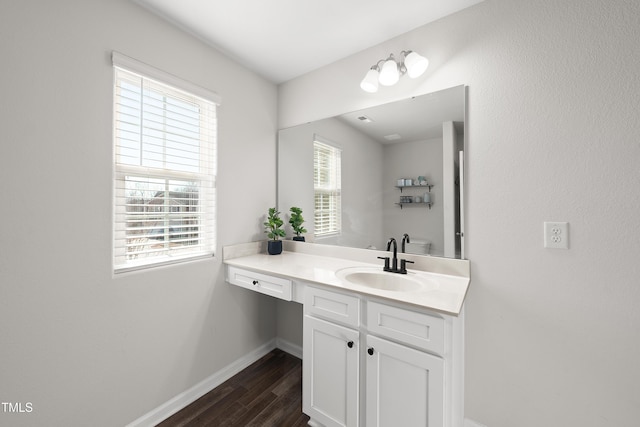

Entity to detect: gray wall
[278,117,384,248]
[0,1,278,426]
[278,0,640,426]
[382,138,444,255]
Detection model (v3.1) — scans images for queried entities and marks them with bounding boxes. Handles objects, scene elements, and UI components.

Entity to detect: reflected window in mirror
[313,137,342,237]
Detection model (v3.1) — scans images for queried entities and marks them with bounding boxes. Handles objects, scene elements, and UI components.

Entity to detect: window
[313,136,341,237]
[112,53,219,272]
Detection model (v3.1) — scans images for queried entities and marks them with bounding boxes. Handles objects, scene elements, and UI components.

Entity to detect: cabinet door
[366,335,444,427]
[303,315,359,427]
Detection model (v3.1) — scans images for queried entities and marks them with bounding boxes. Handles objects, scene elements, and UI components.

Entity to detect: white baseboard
[126,339,277,427]
[464,418,488,427]
[276,337,303,359]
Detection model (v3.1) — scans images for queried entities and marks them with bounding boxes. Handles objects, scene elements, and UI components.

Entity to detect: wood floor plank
[156,349,310,426]
[155,384,237,427]
[271,364,302,396]
[243,393,298,426]
[219,389,278,426]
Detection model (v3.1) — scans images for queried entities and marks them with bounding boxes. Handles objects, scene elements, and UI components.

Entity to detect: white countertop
[224,250,469,316]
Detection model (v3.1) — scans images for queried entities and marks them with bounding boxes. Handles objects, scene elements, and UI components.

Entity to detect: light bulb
[360,68,379,93]
[379,57,400,86]
[404,51,429,78]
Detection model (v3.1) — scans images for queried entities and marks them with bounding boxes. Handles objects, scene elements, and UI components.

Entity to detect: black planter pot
[292,236,305,242]
[267,240,283,255]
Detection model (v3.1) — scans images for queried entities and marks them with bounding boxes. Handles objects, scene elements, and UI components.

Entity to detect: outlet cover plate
[544,222,569,249]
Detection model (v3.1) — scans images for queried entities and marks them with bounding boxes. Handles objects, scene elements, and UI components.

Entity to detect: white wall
[277,124,315,238]
[0,1,278,426]
[278,0,640,426]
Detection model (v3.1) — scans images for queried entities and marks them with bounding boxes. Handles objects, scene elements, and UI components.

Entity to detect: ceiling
[133,0,484,83]
[337,85,464,144]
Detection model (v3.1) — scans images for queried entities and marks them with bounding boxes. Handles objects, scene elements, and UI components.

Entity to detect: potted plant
[264,207,286,255]
[289,206,307,242]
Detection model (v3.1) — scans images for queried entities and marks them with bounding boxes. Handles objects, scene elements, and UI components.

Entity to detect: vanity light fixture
[360,50,429,93]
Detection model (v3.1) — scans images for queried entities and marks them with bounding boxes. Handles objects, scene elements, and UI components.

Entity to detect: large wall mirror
[277,85,466,259]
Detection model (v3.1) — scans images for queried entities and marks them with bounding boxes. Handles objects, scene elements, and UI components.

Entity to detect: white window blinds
[314,137,342,237]
[112,53,218,272]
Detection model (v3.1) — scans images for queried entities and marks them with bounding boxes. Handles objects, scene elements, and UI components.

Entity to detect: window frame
[313,135,342,238]
[112,52,220,273]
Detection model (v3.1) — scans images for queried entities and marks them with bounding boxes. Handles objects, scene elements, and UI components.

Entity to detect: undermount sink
[335,267,439,292]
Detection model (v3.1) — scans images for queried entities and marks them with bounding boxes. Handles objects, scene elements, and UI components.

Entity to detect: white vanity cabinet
[303,285,451,427]
[365,333,444,427]
[223,249,467,427]
[303,286,361,427]
[304,315,360,427]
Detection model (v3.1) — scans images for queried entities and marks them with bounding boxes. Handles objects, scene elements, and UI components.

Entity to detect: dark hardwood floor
[156,349,310,427]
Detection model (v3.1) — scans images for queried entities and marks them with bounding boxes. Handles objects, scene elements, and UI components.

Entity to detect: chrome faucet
[401,233,410,253]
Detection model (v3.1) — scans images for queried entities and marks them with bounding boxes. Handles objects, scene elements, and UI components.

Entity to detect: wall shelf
[395,202,432,210]
[396,184,433,193]
[396,182,433,209]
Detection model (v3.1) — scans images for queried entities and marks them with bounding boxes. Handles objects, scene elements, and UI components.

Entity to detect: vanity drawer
[227,266,292,301]
[305,286,360,328]
[367,301,444,355]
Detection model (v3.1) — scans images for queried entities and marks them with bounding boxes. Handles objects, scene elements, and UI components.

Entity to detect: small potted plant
[264,207,286,255]
[289,206,307,242]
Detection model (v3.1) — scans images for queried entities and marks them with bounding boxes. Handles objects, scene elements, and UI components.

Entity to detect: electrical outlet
[544,222,569,249]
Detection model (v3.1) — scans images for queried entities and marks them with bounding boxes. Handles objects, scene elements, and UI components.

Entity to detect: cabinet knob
[347,341,354,348]
[252,280,258,285]
[367,347,374,356]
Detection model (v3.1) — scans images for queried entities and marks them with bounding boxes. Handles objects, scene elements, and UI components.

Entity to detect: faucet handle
[377,256,391,272]
[399,259,414,274]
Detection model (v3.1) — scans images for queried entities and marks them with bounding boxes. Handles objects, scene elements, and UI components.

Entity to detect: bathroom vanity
[224,241,470,427]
